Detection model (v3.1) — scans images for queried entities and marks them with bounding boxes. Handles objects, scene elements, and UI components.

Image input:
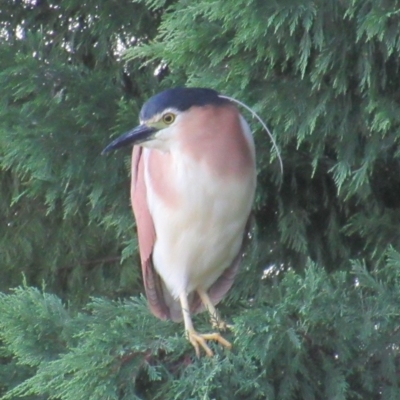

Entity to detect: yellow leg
[179,292,232,357]
[197,289,231,331]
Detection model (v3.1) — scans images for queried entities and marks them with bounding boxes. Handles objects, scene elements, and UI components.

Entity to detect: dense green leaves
[0,0,159,299]
[2,0,400,398]
[2,258,400,399]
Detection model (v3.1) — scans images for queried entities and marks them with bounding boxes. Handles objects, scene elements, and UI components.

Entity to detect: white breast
[143,116,256,299]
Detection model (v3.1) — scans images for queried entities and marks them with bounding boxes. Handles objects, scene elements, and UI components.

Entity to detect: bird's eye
[162,113,176,125]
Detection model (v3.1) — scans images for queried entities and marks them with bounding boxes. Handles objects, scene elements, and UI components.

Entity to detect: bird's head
[102,87,230,154]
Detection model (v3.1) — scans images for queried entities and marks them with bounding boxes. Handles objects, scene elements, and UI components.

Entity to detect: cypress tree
[2,0,400,398]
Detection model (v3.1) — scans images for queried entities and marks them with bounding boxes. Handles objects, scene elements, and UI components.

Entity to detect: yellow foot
[210,317,233,331]
[187,330,232,357]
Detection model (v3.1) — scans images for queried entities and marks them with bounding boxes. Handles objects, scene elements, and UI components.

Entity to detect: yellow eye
[162,112,176,125]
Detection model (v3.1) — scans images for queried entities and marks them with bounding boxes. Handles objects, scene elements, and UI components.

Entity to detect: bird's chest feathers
[144,106,255,210]
[144,144,254,215]
[141,108,256,295]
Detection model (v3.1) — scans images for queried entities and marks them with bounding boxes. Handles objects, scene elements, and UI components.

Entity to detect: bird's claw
[187,330,232,357]
[210,318,233,331]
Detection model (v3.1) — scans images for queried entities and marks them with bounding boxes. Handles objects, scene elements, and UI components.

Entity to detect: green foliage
[2,255,400,399]
[2,0,400,398]
[0,286,177,400]
[0,0,160,300]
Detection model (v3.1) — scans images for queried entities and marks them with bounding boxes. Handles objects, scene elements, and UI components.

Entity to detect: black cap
[139,87,229,121]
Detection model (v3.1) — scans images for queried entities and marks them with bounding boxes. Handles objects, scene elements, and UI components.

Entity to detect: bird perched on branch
[103,87,256,357]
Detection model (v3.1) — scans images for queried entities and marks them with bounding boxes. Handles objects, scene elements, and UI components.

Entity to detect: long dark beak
[101,125,157,154]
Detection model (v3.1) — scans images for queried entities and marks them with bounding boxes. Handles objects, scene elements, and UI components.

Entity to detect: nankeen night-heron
[103,87,257,357]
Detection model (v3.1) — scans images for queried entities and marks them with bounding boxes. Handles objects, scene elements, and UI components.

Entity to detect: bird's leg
[179,292,231,357]
[197,289,231,331]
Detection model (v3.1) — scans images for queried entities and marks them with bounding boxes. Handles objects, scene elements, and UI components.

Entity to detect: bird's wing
[189,216,253,316]
[131,146,171,320]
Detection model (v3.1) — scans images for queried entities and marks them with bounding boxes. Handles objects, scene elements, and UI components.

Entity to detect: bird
[102,87,256,357]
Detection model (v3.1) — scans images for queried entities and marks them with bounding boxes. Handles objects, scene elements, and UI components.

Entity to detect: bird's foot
[186,329,232,357]
[210,317,233,331]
